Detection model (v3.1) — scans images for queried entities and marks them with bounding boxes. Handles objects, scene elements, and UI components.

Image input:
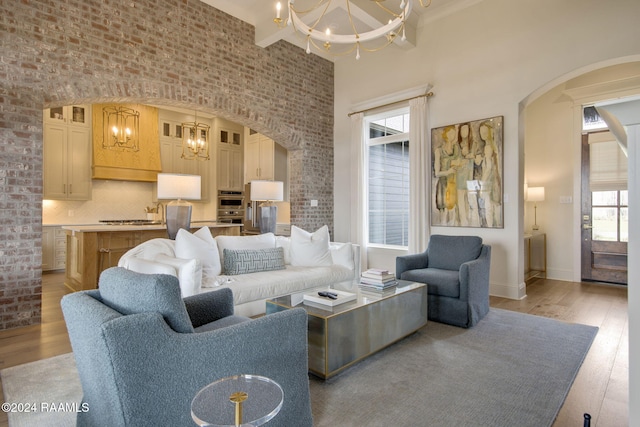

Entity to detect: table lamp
[527,186,545,231]
[250,180,283,234]
[157,173,201,239]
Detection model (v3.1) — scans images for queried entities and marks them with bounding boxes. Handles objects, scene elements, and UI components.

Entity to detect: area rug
[1,309,597,427]
[1,352,80,427]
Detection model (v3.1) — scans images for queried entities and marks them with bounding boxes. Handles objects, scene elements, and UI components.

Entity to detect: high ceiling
[200,0,482,61]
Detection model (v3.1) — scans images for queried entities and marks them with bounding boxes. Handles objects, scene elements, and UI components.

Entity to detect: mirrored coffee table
[266,280,427,379]
[191,374,283,427]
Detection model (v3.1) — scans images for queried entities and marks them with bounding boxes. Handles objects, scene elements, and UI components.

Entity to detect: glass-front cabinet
[43,105,92,200]
[45,105,89,127]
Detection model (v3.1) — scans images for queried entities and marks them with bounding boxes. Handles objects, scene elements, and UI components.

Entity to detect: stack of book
[359,268,398,290]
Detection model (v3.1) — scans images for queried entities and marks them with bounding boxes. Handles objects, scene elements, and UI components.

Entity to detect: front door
[580,132,628,285]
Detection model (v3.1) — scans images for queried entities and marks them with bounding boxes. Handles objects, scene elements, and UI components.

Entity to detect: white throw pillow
[154,254,202,297]
[215,232,276,264]
[125,257,177,277]
[175,227,221,277]
[290,225,333,267]
[330,242,354,270]
[275,236,292,265]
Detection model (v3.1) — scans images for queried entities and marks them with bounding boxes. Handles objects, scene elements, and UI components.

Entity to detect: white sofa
[118,225,361,317]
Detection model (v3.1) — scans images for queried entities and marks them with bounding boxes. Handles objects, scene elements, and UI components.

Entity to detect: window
[583,106,607,131]
[366,109,410,247]
[587,131,628,243]
[592,190,628,242]
[589,133,627,191]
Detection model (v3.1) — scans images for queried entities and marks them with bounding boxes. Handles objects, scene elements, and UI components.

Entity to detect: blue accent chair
[396,235,491,328]
[61,267,313,427]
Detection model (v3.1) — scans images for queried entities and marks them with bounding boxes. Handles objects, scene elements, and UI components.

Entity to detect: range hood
[92,103,162,182]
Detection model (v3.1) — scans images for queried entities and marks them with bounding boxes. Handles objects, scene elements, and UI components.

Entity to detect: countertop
[61,221,242,233]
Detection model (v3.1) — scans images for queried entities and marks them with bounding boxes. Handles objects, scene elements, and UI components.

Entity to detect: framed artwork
[431,115,504,228]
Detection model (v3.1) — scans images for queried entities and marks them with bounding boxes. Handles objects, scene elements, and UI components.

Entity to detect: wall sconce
[527,186,545,231]
[181,111,210,160]
[102,106,140,151]
[157,173,201,239]
[250,180,284,234]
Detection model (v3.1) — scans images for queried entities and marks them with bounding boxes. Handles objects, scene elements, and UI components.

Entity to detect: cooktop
[98,219,162,226]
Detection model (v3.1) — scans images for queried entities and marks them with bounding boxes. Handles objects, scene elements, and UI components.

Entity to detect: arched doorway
[521,60,640,284]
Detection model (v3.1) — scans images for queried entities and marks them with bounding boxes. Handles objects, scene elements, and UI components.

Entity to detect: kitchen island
[62,222,241,292]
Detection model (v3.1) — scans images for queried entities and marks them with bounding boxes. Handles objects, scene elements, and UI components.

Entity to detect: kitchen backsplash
[43,180,213,225]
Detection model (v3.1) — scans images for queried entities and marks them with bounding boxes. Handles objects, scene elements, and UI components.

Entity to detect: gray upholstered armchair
[395,235,491,328]
[61,267,313,427]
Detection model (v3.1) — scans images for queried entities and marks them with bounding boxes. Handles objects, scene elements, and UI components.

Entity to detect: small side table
[524,233,547,283]
[191,374,283,427]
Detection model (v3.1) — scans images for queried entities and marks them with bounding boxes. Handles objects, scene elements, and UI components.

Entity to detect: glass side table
[191,374,284,427]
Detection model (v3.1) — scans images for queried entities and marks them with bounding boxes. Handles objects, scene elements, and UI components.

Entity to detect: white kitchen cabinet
[217,128,243,191]
[244,131,288,195]
[244,132,275,182]
[45,105,89,127]
[158,110,210,201]
[43,106,92,201]
[42,226,66,271]
[244,133,274,182]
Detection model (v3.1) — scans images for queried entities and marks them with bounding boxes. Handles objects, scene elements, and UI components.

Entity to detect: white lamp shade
[251,180,283,201]
[157,173,201,200]
[527,186,545,202]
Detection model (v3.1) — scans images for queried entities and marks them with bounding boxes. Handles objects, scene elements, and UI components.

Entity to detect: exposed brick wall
[0,0,334,330]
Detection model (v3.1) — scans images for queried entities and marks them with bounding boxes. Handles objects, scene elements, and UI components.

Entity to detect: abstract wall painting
[431,116,504,228]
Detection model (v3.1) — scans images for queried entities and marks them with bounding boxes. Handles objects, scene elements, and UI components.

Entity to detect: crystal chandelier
[274,0,431,59]
[102,106,140,151]
[181,112,210,160]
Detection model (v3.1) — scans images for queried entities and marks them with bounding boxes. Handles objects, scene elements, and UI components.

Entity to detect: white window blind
[589,132,628,191]
[366,110,410,247]
[368,140,410,246]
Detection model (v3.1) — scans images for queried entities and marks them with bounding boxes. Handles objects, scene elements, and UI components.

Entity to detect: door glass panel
[592,190,616,205]
[592,207,617,241]
[620,190,628,205]
[71,106,85,124]
[620,207,628,242]
[591,190,627,242]
[50,107,64,120]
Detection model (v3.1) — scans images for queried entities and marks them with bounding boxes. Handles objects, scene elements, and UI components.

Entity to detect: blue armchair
[395,235,491,328]
[61,267,313,427]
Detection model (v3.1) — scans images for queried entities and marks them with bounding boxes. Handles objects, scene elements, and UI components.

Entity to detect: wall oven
[217,190,244,224]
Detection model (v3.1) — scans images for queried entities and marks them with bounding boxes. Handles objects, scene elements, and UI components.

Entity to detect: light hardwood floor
[0,273,629,427]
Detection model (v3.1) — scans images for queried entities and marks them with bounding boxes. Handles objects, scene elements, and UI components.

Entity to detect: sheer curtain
[350,95,430,264]
[350,112,367,269]
[408,96,430,254]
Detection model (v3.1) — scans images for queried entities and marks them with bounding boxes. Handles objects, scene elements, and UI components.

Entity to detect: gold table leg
[230,391,248,426]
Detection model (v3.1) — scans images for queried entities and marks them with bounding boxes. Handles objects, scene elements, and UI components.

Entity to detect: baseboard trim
[490,281,527,300]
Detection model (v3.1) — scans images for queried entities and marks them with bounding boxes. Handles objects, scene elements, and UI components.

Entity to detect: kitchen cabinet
[244,131,288,197]
[63,224,241,291]
[217,128,243,191]
[245,132,275,182]
[159,110,210,201]
[43,106,92,200]
[45,105,89,127]
[42,226,66,271]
